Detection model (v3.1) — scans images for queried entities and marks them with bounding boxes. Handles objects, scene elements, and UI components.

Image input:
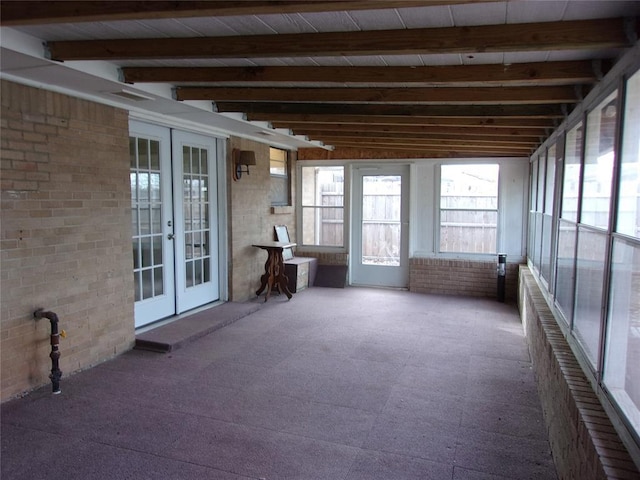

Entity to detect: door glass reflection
[183,145,211,289]
[130,137,165,301]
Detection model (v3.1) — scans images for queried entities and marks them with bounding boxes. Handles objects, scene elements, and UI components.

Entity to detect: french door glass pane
[130,137,164,302]
[362,175,401,266]
[183,145,211,289]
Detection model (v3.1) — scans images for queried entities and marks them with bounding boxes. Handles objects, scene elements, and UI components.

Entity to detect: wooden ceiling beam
[324,141,531,156]
[248,113,555,128]
[177,85,577,104]
[271,122,545,138]
[299,146,520,159]
[47,18,632,61]
[1,1,484,26]
[322,136,533,150]
[215,102,565,118]
[290,129,539,145]
[122,61,600,86]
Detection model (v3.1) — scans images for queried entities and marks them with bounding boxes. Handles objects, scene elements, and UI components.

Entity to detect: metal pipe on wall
[33,308,63,394]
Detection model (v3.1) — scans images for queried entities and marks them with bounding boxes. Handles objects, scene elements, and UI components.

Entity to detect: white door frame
[172,130,220,314]
[350,165,410,288]
[130,121,175,327]
[129,120,228,327]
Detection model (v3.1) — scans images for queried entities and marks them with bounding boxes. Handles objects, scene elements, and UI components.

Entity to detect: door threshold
[135,300,225,334]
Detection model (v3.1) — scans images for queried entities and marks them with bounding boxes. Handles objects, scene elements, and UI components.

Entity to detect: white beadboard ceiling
[1,1,639,155]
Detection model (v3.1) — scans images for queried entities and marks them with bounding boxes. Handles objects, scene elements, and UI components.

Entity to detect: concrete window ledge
[271,206,293,215]
[518,267,639,480]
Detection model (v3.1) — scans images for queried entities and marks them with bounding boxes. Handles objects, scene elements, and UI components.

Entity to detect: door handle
[167,233,175,240]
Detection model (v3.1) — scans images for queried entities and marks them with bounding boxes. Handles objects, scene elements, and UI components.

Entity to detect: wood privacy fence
[313,186,499,256]
[440,194,497,254]
[362,193,401,264]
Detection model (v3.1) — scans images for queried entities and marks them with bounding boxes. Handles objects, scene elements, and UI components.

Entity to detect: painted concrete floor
[1,287,557,480]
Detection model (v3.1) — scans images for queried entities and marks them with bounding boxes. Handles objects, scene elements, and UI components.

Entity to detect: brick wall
[409,257,518,301]
[519,267,640,480]
[296,251,348,266]
[1,80,135,401]
[227,138,296,301]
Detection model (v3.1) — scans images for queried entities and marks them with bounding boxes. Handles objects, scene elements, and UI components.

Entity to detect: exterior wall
[0,80,135,401]
[227,137,296,301]
[409,257,518,301]
[519,267,640,480]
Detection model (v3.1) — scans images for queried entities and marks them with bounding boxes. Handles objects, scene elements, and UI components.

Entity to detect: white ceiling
[1,1,639,153]
[10,1,640,68]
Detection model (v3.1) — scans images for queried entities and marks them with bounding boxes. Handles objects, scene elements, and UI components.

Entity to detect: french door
[130,121,219,327]
[351,165,409,288]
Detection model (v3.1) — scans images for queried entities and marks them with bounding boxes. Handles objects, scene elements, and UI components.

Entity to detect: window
[562,123,583,222]
[300,166,344,247]
[270,147,290,206]
[555,123,584,324]
[440,164,499,254]
[528,58,640,453]
[604,69,640,438]
[534,155,546,270]
[617,69,640,239]
[528,159,539,269]
[555,220,577,323]
[573,226,607,367]
[581,90,617,230]
[604,238,640,435]
[541,146,557,282]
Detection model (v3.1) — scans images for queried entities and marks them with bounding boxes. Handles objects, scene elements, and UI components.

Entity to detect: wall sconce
[233,149,256,181]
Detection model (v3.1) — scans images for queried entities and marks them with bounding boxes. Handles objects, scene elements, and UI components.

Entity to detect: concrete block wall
[227,138,296,301]
[409,257,518,301]
[519,267,640,480]
[1,80,135,401]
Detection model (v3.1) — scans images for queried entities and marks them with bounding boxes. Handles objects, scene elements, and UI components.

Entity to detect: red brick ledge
[519,267,639,480]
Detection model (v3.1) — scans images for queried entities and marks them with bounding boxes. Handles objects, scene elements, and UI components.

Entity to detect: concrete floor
[1,287,558,480]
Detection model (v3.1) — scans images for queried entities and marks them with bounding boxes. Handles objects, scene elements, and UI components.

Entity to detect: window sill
[271,206,293,215]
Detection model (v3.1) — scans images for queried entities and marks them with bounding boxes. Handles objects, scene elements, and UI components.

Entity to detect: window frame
[269,146,291,207]
[528,55,640,460]
[437,162,500,256]
[296,162,348,252]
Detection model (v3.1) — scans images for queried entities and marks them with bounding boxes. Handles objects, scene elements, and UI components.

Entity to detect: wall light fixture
[233,149,257,181]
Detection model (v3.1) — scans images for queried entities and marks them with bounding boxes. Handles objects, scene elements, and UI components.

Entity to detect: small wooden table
[253,241,296,302]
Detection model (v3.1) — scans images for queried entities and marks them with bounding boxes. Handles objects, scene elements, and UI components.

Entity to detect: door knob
[167,233,175,240]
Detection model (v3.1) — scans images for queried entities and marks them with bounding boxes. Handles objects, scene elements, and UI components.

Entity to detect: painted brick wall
[519,267,640,480]
[227,138,296,301]
[409,257,518,301]
[1,80,135,401]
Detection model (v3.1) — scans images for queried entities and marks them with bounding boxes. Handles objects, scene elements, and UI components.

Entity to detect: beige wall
[0,81,302,399]
[227,137,296,301]
[1,80,135,401]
